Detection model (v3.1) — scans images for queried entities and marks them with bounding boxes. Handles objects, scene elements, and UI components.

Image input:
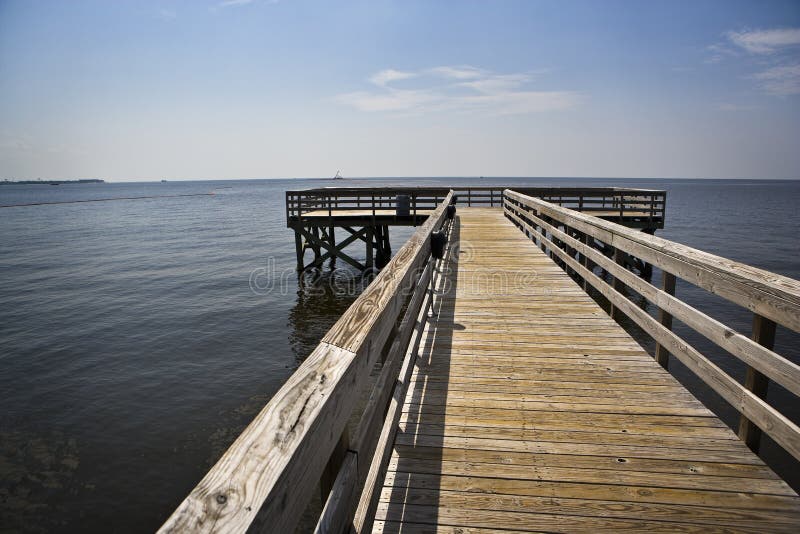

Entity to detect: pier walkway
[374,208,799,532]
[161,188,800,534]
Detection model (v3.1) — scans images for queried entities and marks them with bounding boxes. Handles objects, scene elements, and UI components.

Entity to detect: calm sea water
[1,178,798,532]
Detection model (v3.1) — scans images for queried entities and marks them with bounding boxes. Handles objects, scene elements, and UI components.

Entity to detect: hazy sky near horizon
[1,0,799,181]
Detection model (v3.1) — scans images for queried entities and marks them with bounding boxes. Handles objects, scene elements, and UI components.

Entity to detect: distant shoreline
[1,179,105,185]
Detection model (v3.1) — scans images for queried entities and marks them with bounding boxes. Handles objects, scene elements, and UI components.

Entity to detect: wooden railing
[503,189,800,461]
[159,191,455,534]
[287,186,666,228]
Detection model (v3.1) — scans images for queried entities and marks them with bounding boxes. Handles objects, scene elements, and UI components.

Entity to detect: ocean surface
[1,177,799,532]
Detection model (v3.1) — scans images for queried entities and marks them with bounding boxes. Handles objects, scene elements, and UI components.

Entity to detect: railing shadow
[379,217,461,531]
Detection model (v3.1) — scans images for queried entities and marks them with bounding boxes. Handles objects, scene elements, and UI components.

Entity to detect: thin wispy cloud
[727,28,800,54]
[219,0,255,6]
[753,64,800,96]
[458,73,536,94]
[705,42,737,64]
[427,66,486,80]
[369,69,417,88]
[216,0,279,9]
[336,66,581,115]
[708,27,800,97]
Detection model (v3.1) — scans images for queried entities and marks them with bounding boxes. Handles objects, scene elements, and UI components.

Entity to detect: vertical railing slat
[738,314,777,453]
[654,272,677,369]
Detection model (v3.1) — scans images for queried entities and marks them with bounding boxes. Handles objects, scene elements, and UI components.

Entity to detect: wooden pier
[286,186,665,272]
[161,188,800,533]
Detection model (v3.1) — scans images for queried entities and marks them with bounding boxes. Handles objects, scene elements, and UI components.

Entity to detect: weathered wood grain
[158,342,359,533]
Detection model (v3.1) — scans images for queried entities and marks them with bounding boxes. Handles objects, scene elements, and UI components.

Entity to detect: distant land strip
[1,179,105,185]
[0,192,214,208]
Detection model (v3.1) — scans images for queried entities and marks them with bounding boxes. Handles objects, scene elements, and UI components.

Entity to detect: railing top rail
[504,189,800,333]
[287,186,666,195]
[161,192,454,533]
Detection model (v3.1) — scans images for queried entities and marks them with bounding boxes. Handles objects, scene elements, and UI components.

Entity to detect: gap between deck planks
[371,208,800,533]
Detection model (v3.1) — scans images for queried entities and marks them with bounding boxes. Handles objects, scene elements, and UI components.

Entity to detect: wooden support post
[373,225,382,268]
[376,225,391,268]
[298,227,366,272]
[320,429,349,501]
[311,226,322,265]
[737,314,777,453]
[328,225,336,268]
[365,226,374,270]
[654,271,676,369]
[610,248,625,320]
[294,229,304,271]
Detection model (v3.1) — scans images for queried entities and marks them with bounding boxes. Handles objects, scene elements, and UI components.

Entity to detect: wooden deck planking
[372,208,800,533]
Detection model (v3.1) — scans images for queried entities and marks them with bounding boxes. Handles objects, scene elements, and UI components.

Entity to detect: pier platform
[286,186,666,271]
[375,208,799,532]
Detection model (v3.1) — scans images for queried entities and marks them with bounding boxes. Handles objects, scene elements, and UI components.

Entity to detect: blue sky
[1,0,799,180]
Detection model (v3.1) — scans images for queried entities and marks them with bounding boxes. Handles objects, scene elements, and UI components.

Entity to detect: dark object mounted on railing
[431,230,447,259]
[446,204,456,220]
[395,194,411,217]
[451,194,458,205]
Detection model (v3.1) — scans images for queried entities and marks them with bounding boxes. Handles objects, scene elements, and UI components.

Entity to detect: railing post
[581,233,591,291]
[320,429,350,500]
[610,247,625,320]
[654,272,676,369]
[737,314,777,453]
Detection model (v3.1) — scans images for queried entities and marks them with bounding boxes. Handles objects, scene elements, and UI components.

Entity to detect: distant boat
[161,179,167,183]
[333,170,343,180]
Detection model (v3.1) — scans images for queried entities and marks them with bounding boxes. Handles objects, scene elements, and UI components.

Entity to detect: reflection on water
[288,266,375,365]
